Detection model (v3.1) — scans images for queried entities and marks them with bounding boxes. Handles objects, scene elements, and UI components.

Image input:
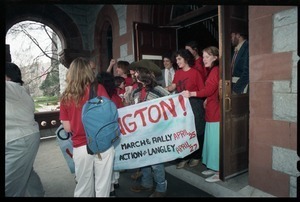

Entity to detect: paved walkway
[34,137,274,197]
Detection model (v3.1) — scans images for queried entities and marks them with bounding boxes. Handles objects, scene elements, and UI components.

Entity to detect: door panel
[133,22,177,65]
[219,6,249,180]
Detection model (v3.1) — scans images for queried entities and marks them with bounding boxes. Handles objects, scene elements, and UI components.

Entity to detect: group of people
[59,56,173,197]
[5,28,248,197]
[170,29,249,183]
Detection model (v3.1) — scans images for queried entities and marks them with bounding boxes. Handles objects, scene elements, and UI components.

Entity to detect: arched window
[6,20,64,113]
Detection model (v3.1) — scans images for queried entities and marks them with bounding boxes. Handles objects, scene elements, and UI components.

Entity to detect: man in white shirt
[5,62,45,197]
[158,51,176,89]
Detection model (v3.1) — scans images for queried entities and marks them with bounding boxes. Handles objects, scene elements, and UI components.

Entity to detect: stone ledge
[165,164,275,197]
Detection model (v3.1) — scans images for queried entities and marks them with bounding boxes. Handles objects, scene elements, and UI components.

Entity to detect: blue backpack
[82,82,121,158]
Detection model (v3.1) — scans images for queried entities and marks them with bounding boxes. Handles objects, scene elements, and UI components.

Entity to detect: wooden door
[219,5,249,181]
[133,22,177,67]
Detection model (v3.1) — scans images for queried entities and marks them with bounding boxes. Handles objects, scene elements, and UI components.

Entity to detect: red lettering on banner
[121,114,137,133]
[118,117,126,134]
[148,105,161,123]
[178,94,187,116]
[159,98,177,119]
[134,107,148,126]
[118,96,188,135]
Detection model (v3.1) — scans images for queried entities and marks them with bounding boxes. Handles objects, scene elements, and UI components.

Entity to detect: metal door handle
[225,97,231,112]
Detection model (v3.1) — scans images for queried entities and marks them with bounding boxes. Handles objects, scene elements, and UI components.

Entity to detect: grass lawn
[34,96,59,112]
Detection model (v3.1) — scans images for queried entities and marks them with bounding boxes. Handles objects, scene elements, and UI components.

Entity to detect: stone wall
[271,7,299,197]
[249,6,298,197]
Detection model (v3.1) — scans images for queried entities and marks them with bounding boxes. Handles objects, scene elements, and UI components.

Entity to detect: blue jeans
[140,163,167,193]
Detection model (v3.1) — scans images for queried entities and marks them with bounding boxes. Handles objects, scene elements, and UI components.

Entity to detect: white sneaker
[205,174,220,183]
[201,170,216,176]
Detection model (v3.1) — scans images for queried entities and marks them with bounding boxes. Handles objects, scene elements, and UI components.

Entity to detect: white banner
[113,93,198,170]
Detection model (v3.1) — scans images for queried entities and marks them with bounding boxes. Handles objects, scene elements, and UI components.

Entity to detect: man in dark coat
[230,29,249,94]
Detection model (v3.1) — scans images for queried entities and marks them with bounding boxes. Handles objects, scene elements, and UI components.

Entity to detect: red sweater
[195,66,220,122]
[191,56,207,81]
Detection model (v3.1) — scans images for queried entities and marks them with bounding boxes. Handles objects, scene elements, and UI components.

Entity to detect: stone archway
[5,4,87,68]
[4,3,89,131]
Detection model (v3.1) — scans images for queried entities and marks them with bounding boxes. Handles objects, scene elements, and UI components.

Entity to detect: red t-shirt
[116,87,125,97]
[111,93,124,109]
[59,84,109,148]
[195,66,220,122]
[124,77,133,87]
[132,82,139,90]
[173,67,205,93]
[191,57,207,81]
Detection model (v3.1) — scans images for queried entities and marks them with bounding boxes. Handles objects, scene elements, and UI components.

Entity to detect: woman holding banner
[165,49,206,169]
[129,66,170,197]
[182,46,220,183]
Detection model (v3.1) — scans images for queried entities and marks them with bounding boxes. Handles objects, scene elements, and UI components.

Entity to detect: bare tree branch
[43,24,58,50]
[7,21,62,97]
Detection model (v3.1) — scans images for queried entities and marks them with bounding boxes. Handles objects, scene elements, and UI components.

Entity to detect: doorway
[134,5,250,181]
[173,5,249,181]
[176,15,219,50]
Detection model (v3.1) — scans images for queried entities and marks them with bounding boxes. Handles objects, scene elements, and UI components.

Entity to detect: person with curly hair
[165,49,206,169]
[129,67,170,197]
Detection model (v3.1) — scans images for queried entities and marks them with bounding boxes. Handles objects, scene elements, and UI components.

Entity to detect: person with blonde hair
[59,57,114,197]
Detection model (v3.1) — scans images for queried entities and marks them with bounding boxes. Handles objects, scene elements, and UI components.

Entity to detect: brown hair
[117,60,130,74]
[175,49,195,67]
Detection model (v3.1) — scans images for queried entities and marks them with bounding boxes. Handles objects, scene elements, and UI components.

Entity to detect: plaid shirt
[130,85,170,104]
